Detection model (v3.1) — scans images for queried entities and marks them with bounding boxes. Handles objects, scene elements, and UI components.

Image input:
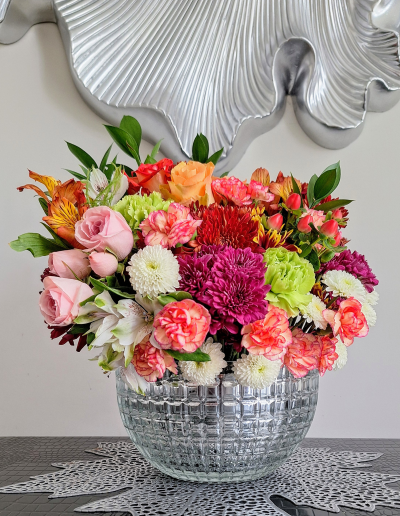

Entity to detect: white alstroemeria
[90,344,124,372]
[122,363,151,395]
[87,167,128,206]
[111,294,163,365]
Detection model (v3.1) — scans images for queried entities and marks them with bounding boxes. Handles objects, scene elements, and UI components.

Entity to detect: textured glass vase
[116,366,319,483]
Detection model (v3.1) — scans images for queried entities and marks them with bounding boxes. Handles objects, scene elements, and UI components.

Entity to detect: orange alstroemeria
[18,172,87,247]
[269,172,301,202]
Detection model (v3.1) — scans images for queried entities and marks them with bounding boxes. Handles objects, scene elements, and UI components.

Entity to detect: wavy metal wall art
[1,0,400,171]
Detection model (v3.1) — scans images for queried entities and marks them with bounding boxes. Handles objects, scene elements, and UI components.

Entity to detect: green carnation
[264,248,315,317]
[113,192,171,232]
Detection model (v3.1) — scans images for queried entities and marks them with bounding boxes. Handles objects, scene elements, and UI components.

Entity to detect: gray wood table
[0,438,399,516]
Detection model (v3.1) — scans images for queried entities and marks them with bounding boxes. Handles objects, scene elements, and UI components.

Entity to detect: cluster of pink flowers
[13,118,378,390]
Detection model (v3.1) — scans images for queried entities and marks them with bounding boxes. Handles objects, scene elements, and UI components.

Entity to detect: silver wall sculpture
[1,0,400,172]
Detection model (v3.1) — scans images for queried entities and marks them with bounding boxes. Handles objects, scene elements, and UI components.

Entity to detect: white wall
[0,24,399,437]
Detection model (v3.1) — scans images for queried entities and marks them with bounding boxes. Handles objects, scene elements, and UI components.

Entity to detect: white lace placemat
[1,441,400,515]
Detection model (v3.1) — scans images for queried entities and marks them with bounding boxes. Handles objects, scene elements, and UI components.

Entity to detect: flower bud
[89,252,118,277]
[297,215,312,233]
[320,219,339,238]
[266,213,283,231]
[332,208,343,219]
[286,193,301,210]
[333,231,342,247]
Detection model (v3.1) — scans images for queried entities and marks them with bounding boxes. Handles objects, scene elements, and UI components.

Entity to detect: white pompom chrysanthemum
[180,338,227,385]
[127,245,181,298]
[300,294,327,330]
[332,341,348,371]
[322,270,367,302]
[365,290,379,306]
[361,302,377,327]
[233,354,281,389]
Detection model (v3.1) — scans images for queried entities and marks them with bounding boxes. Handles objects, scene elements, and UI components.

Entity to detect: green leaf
[64,169,87,181]
[120,116,142,147]
[307,174,318,207]
[66,142,97,169]
[298,244,312,258]
[38,198,48,215]
[313,162,341,203]
[144,155,157,165]
[291,174,301,195]
[150,139,162,160]
[208,148,224,165]
[192,134,209,163]
[220,171,230,178]
[68,324,90,335]
[80,294,97,307]
[104,126,141,166]
[9,233,66,257]
[40,223,72,249]
[306,249,321,272]
[165,349,211,362]
[87,333,95,345]
[99,144,113,172]
[90,277,136,299]
[320,250,336,263]
[317,199,353,213]
[106,275,116,287]
[157,291,192,306]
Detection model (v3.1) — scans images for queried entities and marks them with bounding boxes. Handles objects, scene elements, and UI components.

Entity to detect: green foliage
[317,199,353,212]
[157,291,193,307]
[192,133,223,165]
[104,125,141,166]
[40,223,72,249]
[120,116,142,148]
[68,324,90,335]
[38,198,48,215]
[306,249,321,272]
[89,277,136,299]
[9,233,67,257]
[165,348,211,362]
[307,174,318,207]
[99,145,113,172]
[66,142,97,169]
[144,139,163,164]
[65,169,87,180]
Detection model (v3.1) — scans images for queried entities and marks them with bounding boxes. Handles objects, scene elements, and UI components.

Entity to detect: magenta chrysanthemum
[178,254,212,298]
[319,250,378,293]
[211,246,266,281]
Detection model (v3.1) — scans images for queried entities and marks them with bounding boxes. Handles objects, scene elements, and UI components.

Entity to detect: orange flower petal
[28,170,60,196]
[17,184,49,201]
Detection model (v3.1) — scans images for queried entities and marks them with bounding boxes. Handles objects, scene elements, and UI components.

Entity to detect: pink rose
[39,276,93,326]
[153,299,211,353]
[301,208,326,229]
[317,335,338,376]
[241,306,292,360]
[323,298,369,346]
[48,249,90,280]
[140,203,202,249]
[132,338,177,382]
[89,252,118,277]
[211,177,252,206]
[283,329,320,378]
[75,206,133,260]
[247,180,275,203]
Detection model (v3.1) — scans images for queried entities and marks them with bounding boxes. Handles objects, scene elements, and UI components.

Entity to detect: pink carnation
[301,208,326,229]
[132,338,177,382]
[140,203,202,248]
[323,298,369,347]
[153,299,211,353]
[211,177,252,206]
[247,180,275,202]
[241,306,292,360]
[317,335,339,376]
[284,329,320,378]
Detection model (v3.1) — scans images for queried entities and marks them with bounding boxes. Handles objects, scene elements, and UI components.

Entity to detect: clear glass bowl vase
[116,366,319,483]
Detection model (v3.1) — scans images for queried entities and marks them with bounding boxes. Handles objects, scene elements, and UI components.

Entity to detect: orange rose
[160,161,215,206]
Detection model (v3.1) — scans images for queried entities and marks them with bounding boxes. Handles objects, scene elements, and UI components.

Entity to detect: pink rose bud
[333,231,342,247]
[75,206,134,260]
[89,252,118,277]
[332,208,343,219]
[39,277,93,327]
[286,193,301,210]
[297,215,312,233]
[266,213,283,231]
[48,249,91,280]
[320,219,339,238]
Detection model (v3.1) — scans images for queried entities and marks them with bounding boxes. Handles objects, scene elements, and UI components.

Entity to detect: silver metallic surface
[1,1,400,171]
[1,440,400,516]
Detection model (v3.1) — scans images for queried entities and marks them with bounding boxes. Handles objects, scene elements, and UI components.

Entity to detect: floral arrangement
[11,116,378,393]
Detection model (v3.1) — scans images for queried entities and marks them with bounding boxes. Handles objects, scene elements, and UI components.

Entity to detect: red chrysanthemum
[191,204,263,253]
